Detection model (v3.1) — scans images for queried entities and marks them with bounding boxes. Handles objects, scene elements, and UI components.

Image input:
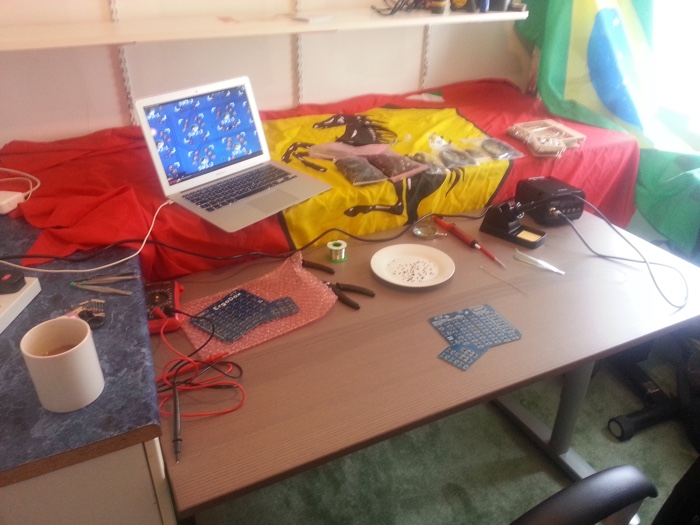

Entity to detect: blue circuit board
[192,289,299,343]
[430,304,521,371]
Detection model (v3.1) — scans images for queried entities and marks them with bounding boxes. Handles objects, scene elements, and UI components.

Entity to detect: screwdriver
[434,216,507,269]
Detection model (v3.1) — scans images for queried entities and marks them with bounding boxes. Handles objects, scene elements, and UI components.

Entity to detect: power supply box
[515,177,585,226]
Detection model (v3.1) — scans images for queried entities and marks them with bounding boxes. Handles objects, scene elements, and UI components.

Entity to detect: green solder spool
[326,240,348,263]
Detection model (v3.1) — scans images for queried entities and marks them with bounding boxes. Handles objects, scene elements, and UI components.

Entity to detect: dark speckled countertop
[0,215,160,486]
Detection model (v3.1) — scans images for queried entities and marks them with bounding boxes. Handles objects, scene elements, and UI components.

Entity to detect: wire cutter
[302,259,335,274]
[324,282,375,310]
[302,258,375,309]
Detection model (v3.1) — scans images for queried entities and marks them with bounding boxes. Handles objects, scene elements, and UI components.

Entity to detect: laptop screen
[141,83,265,187]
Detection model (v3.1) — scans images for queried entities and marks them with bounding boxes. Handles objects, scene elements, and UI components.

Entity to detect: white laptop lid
[134,76,271,198]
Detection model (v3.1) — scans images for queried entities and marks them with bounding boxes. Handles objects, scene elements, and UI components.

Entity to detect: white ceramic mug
[20,316,105,413]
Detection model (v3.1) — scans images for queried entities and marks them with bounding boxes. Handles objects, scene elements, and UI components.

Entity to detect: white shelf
[0,8,527,52]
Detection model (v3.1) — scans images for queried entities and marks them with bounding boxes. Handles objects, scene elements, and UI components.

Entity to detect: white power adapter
[0,191,25,214]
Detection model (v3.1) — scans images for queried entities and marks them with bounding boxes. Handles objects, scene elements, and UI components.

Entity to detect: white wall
[0,0,531,147]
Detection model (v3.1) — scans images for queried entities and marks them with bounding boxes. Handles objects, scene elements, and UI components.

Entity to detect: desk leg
[493,362,597,481]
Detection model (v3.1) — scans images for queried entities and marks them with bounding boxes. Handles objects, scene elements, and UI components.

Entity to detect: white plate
[370,244,455,288]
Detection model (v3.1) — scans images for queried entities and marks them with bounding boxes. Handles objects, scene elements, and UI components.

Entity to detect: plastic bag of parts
[365,150,428,182]
[506,120,585,158]
[460,136,524,161]
[428,134,480,169]
[308,142,390,160]
[409,152,449,176]
[335,156,387,185]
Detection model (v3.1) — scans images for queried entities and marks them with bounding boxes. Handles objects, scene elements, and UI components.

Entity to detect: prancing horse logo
[281,113,462,224]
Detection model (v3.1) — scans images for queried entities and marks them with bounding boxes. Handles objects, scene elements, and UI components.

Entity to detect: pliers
[302,259,375,310]
[324,282,375,310]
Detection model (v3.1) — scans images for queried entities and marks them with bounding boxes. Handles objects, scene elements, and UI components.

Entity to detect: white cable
[0,167,41,199]
[0,200,173,275]
[0,178,33,195]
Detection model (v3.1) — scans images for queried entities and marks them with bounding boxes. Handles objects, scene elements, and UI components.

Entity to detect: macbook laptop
[134,76,331,232]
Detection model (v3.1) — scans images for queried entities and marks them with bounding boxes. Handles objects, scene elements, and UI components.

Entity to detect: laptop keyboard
[184,165,296,212]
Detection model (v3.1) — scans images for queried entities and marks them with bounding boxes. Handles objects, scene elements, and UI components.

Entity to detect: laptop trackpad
[248,190,299,214]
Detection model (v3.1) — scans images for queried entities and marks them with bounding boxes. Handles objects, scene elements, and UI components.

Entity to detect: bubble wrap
[181,253,337,362]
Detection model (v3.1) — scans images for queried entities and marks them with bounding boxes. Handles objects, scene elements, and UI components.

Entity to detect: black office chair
[605,328,700,450]
[510,455,700,525]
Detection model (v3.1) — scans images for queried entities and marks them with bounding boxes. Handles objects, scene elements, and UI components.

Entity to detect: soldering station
[480,176,586,249]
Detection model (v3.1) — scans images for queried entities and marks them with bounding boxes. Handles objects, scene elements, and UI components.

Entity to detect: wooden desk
[150,212,700,518]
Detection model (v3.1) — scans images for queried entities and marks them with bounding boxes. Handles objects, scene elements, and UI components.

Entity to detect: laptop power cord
[0,191,25,214]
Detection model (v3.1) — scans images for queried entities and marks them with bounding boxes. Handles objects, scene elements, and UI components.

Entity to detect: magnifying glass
[412,223,447,240]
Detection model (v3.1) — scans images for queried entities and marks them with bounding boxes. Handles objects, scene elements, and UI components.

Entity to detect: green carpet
[196,348,698,525]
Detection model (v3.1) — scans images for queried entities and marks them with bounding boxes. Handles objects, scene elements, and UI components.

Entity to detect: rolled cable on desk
[327,240,348,262]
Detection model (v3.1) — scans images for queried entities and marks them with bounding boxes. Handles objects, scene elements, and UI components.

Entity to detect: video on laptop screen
[142,85,264,186]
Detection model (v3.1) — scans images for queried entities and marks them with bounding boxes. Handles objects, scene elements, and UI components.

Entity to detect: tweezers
[514,249,565,275]
[69,272,139,295]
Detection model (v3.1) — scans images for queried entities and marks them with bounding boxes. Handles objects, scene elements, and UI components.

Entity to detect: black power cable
[555,195,689,309]
[1,211,489,269]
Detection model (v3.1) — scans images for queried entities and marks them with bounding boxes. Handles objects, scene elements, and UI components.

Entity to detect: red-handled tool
[434,216,507,269]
